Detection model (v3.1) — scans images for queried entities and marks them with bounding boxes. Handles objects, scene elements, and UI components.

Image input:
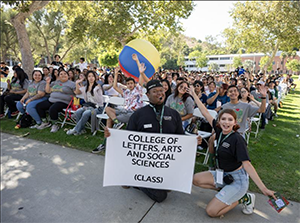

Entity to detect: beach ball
[119,39,160,81]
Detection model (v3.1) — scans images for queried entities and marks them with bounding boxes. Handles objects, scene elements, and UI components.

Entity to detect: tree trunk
[264,42,279,72]
[11,1,49,76]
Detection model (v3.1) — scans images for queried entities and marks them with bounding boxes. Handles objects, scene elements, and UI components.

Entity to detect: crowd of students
[0,55,297,218]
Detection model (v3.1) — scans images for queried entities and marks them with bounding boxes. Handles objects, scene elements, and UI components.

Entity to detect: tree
[3,1,50,75]
[229,1,300,71]
[54,1,194,48]
[0,9,20,62]
[189,50,208,70]
[286,59,300,74]
[209,63,219,72]
[233,56,242,69]
[243,60,255,72]
[98,50,119,67]
[259,56,273,73]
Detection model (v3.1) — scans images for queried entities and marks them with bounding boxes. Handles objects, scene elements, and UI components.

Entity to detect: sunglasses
[179,86,188,90]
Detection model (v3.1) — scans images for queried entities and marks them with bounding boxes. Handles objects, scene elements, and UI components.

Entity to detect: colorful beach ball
[119,39,160,81]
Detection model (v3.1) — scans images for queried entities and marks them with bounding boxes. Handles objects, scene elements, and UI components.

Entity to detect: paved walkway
[1,133,299,223]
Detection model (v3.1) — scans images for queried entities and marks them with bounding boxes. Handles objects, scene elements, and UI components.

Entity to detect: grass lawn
[1,77,299,201]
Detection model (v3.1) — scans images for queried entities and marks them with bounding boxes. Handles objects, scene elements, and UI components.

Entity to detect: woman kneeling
[189,85,276,218]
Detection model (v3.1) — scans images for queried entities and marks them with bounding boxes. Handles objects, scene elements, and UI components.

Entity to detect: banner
[103,129,197,194]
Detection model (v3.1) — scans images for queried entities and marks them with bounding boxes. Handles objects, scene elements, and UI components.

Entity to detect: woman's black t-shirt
[213,119,250,172]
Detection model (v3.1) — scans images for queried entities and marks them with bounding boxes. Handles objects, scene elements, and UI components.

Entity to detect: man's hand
[258,85,267,97]
[114,67,120,75]
[197,136,202,145]
[104,127,111,138]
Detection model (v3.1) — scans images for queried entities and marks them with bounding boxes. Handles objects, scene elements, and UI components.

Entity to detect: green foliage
[243,60,255,71]
[286,59,300,73]
[0,9,19,62]
[259,56,273,72]
[209,62,219,72]
[228,1,300,69]
[233,56,242,68]
[189,51,208,69]
[98,51,119,67]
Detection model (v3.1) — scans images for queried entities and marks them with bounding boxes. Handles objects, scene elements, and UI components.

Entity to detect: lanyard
[215,131,233,169]
[149,104,165,133]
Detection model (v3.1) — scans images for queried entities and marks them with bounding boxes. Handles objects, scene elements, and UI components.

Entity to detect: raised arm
[132,53,149,86]
[74,78,84,95]
[206,87,219,105]
[189,86,214,127]
[45,77,52,93]
[112,67,123,96]
[256,85,267,113]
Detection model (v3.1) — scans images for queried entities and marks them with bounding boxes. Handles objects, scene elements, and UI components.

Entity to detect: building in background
[185,51,300,73]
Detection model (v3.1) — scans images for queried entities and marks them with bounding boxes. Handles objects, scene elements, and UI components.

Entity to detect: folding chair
[186,108,217,165]
[250,113,262,138]
[96,96,125,131]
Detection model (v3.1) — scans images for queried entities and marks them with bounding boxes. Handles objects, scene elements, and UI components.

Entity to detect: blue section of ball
[119,46,155,79]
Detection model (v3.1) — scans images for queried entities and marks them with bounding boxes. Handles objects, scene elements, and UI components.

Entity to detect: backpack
[17,113,33,128]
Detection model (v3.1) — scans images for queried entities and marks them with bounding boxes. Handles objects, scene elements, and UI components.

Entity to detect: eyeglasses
[179,86,188,91]
[241,91,247,93]
[195,84,200,87]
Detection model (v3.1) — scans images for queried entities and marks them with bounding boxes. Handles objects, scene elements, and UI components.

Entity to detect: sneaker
[113,122,124,129]
[11,111,19,116]
[30,124,41,129]
[92,144,105,153]
[37,122,52,130]
[74,129,86,136]
[274,113,278,117]
[242,193,256,215]
[0,114,5,119]
[66,128,76,135]
[50,124,60,133]
[14,124,21,129]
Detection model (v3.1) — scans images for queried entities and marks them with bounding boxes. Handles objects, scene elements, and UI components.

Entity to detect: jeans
[74,107,102,133]
[16,97,48,124]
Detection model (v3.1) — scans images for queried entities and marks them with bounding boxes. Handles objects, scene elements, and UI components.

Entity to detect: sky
[181,1,236,43]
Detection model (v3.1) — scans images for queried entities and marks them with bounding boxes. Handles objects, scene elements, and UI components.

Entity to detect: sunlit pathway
[1,133,299,223]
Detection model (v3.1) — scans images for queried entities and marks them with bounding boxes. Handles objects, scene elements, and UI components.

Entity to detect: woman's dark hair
[238,87,251,102]
[68,69,75,81]
[104,73,113,84]
[161,79,172,100]
[58,70,68,76]
[12,65,20,71]
[216,109,240,132]
[51,68,58,82]
[86,71,98,96]
[193,80,204,93]
[32,70,44,81]
[174,81,190,102]
[11,67,28,88]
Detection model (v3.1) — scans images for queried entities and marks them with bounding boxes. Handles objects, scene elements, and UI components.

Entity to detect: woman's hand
[76,78,84,85]
[25,99,31,105]
[249,94,255,101]
[259,85,267,97]
[138,63,146,74]
[20,98,25,104]
[104,127,111,138]
[262,188,277,200]
[188,85,196,97]
[46,76,51,84]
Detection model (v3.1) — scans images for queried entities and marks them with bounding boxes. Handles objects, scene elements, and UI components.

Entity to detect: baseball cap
[146,80,163,93]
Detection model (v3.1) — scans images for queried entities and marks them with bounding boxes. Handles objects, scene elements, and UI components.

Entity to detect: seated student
[0,67,29,118]
[189,85,275,217]
[165,81,194,129]
[0,61,9,78]
[42,67,51,80]
[161,79,172,103]
[16,70,47,128]
[207,83,230,110]
[193,80,207,106]
[92,54,149,153]
[266,81,278,117]
[250,83,269,129]
[102,72,126,97]
[36,70,76,133]
[67,71,104,135]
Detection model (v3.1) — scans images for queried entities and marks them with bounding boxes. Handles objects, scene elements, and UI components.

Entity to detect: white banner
[103,129,197,194]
